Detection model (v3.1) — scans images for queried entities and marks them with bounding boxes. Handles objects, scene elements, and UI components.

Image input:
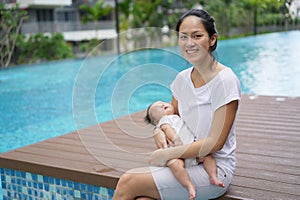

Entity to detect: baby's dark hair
[144,103,155,125]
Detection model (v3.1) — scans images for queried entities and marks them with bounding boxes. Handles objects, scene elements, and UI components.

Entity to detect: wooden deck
[1,94,300,199]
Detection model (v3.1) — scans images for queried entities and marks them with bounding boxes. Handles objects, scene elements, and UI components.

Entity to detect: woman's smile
[186,49,199,54]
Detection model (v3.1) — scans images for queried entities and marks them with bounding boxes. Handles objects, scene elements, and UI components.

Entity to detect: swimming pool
[1,30,299,155]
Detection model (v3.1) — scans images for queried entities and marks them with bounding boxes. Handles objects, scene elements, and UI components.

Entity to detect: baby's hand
[153,128,167,149]
[173,136,183,146]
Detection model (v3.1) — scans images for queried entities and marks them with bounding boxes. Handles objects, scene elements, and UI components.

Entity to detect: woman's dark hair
[176,9,218,52]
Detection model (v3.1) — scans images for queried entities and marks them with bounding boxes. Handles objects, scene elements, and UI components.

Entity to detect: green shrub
[16,33,74,64]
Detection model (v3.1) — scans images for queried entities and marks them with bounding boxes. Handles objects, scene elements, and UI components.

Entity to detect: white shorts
[150,164,232,200]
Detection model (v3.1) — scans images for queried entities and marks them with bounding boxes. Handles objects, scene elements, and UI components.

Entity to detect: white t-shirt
[156,115,197,167]
[170,67,241,174]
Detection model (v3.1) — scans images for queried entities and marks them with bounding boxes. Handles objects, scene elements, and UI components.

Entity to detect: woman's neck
[191,61,225,88]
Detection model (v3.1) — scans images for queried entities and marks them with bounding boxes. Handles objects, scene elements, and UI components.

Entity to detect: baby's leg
[167,159,196,200]
[203,155,224,188]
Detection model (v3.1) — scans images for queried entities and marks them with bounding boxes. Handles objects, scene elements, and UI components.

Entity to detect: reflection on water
[218,30,300,97]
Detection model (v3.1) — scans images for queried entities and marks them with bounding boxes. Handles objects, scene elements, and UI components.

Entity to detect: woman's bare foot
[210,176,224,188]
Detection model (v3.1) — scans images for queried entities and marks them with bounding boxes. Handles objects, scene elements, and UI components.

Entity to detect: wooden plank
[236,153,300,167]
[0,110,155,188]
[224,185,300,200]
[234,167,300,185]
[231,176,300,196]
[235,159,299,176]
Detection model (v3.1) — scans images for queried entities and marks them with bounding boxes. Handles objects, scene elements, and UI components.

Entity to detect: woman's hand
[149,148,170,166]
[149,143,193,166]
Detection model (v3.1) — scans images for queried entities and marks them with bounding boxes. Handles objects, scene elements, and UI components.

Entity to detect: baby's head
[145,101,175,125]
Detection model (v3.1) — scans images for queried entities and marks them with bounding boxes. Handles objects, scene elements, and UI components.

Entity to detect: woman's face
[178,16,216,65]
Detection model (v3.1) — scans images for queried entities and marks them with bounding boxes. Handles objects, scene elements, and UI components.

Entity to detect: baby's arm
[160,124,183,147]
[153,127,168,149]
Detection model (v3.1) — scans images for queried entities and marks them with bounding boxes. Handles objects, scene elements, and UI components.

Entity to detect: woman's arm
[171,96,179,115]
[150,100,238,166]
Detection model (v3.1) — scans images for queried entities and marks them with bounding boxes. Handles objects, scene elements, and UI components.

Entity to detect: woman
[113,9,241,200]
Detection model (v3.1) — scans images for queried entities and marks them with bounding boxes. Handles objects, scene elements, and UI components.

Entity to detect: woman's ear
[210,33,217,47]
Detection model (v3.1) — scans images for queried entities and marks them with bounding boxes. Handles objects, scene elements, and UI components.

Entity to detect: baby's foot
[210,177,225,188]
[187,185,196,200]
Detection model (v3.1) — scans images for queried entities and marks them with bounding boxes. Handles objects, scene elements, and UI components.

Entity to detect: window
[37,9,54,22]
[56,10,76,21]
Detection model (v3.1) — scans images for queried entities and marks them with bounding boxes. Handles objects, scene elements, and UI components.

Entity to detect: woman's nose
[186,37,196,46]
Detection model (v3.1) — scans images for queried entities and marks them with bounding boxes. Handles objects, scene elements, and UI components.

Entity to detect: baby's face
[149,101,175,124]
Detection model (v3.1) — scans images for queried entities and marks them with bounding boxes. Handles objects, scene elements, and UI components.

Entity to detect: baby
[145,101,224,200]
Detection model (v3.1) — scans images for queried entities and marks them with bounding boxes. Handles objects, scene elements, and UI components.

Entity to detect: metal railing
[21,20,114,34]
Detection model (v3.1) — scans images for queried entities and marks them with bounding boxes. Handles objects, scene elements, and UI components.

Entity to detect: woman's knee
[116,172,136,193]
[114,168,159,200]
[118,172,134,186]
[114,172,134,199]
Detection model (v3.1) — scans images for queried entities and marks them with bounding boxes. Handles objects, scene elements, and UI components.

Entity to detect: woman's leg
[112,167,161,200]
[167,159,196,200]
[150,165,231,199]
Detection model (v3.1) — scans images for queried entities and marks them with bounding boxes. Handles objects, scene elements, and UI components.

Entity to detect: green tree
[201,0,285,37]
[0,3,27,68]
[118,0,176,30]
[116,0,177,51]
[203,0,234,37]
[241,0,284,34]
[79,0,113,38]
[131,0,162,28]
[118,0,132,31]
[17,33,74,64]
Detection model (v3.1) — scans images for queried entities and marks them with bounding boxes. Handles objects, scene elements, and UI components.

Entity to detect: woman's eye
[193,34,202,39]
[179,35,188,40]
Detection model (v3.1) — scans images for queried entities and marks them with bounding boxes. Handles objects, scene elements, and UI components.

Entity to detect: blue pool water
[0,30,300,198]
[1,30,300,153]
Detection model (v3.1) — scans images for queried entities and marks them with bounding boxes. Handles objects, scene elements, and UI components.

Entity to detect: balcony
[21,20,116,41]
[6,0,72,8]
[22,20,114,33]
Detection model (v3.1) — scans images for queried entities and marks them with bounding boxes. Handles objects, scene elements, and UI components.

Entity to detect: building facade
[1,0,116,42]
